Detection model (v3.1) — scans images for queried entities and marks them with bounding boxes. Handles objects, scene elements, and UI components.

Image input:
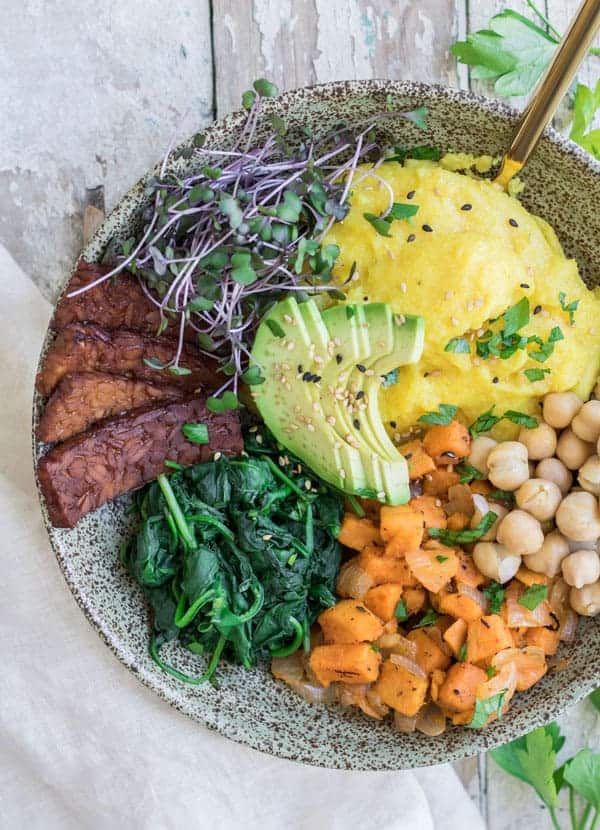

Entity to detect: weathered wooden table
[2,1,599,826]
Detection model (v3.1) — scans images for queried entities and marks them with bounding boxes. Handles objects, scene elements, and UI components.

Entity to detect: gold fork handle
[496,0,600,188]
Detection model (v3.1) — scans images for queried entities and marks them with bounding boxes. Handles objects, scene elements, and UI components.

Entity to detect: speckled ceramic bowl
[33,80,600,770]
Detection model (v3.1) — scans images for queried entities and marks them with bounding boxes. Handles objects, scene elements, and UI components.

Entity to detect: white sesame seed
[314,355,324,365]
[339,372,348,382]
[388,250,396,260]
[255,435,263,444]
[477,328,485,337]
[286,340,295,351]
[435,499,442,507]
[473,357,481,366]
[262,533,273,541]
[475,297,484,308]
[467,301,474,312]
[283,314,293,324]
[213,452,222,461]
[451,317,459,326]
[278,456,286,466]
[307,423,315,432]
[249,425,258,432]
[590,327,597,335]
[394,314,406,326]
[377,491,386,500]
[429,370,442,378]
[400,282,407,294]
[334,337,342,346]
[326,415,336,426]
[378,340,386,349]
[351,273,360,282]
[542,310,550,318]
[394,432,401,442]
[339,469,346,479]
[445,290,453,300]
[365,369,375,376]
[304,480,312,490]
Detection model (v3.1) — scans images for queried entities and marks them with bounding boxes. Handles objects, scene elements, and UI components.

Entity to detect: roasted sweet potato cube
[374,659,429,716]
[338,514,382,550]
[363,583,404,622]
[443,618,468,658]
[308,643,382,688]
[410,495,447,530]
[438,583,486,622]
[437,663,487,713]
[358,545,409,585]
[405,546,458,593]
[379,504,424,547]
[447,512,470,531]
[470,479,493,497]
[467,614,513,664]
[407,629,451,674]
[318,600,384,644]
[403,587,426,615]
[516,567,550,587]
[430,669,446,702]
[423,420,470,465]
[397,440,436,480]
[525,627,561,656]
[423,467,460,497]
[455,550,485,588]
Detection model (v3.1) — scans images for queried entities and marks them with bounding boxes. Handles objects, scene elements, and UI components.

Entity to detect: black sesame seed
[312,374,322,383]
[335,354,343,364]
[492,376,499,384]
[390,420,397,428]
[407,233,416,243]
[297,364,303,374]
[356,390,365,400]
[353,419,361,430]
[461,203,472,211]
[302,371,312,382]
[422,224,433,232]
[509,218,519,227]
[533,304,542,315]
[407,190,416,200]
[356,364,366,373]
[363,296,369,301]
[520,282,530,289]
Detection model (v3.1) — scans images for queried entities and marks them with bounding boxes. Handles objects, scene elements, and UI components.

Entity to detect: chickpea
[571,400,600,443]
[470,494,508,541]
[515,478,562,521]
[566,537,598,553]
[523,531,570,577]
[496,509,545,556]
[542,391,582,429]
[535,458,573,494]
[561,550,600,589]
[579,455,600,496]
[487,442,530,491]
[556,428,594,470]
[473,542,521,584]
[467,436,497,476]
[569,582,600,616]
[556,491,600,541]
[518,421,557,460]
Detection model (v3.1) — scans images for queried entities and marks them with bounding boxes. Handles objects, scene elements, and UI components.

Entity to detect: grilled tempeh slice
[37,371,185,443]
[37,398,243,528]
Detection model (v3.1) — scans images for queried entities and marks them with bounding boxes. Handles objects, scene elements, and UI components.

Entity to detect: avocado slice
[250,297,424,503]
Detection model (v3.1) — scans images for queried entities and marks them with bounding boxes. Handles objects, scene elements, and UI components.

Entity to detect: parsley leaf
[457,642,468,662]
[564,749,600,810]
[429,511,497,547]
[436,555,449,563]
[445,337,471,354]
[181,423,209,444]
[363,213,392,237]
[503,297,530,338]
[468,690,508,729]
[451,10,558,97]
[394,599,409,622]
[266,318,286,338]
[518,583,549,611]
[364,203,419,236]
[570,80,600,161]
[388,202,419,221]
[503,410,538,429]
[490,724,562,809]
[456,462,485,484]
[488,489,516,507]
[486,666,497,679]
[524,367,551,382]
[412,609,439,628]
[590,687,600,712]
[469,406,502,437]
[559,291,580,326]
[418,404,458,426]
[483,581,506,614]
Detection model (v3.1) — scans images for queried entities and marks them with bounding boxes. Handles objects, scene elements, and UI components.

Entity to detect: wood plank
[211,0,469,116]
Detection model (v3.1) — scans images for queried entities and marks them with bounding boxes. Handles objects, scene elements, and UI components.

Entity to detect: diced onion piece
[338,683,386,719]
[458,582,489,614]
[559,608,579,643]
[416,703,447,737]
[446,484,475,517]
[394,711,417,733]
[549,577,570,617]
[475,661,517,724]
[389,653,427,679]
[336,558,375,599]
[272,653,338,705]
[272,652,304,683]
[365,688,390,719]
[504,581,554,628]
[492,646,547,691]
[425,625,453,657]
[377,632,418,660]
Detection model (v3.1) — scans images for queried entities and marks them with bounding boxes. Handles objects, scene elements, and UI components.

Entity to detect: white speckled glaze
[33,81,600,769]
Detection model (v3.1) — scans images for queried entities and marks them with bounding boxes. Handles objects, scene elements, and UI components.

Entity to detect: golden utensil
[496,0,600,188]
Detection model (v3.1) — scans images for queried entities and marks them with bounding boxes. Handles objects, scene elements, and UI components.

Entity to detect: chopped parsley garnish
[456,462,485,484]
[457,643,468,661]
[503,296,531,337]
[429,511,497,546]
[445,337,471,354]
[559,291,580,325]
[475,298,530,361]
[181,423,210,444]
[504,410,538,429]
[388,144,441,163]
[518,584,548,611]
[488,489,516,506]
[486,666,498,679]
[524,367,551,382]
[418,404,458,425]
[468,690,508,729]
[469,406,502,437]
[395,599,409,621]
[412,609,440,628]
[364,202,419,236]
[436,555,449,563]
[483,581,506,614]
[388,202,420,221]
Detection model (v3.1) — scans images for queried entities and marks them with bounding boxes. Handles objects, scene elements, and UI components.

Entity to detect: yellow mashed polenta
[324,160,600,436]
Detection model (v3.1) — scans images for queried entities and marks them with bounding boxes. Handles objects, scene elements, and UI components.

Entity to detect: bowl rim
[34,79,600,770]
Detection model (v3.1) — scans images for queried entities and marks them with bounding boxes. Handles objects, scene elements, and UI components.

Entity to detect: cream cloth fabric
[0,245,485,830]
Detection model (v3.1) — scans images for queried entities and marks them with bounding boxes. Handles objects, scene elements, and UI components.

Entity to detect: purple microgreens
[68,83,427,400]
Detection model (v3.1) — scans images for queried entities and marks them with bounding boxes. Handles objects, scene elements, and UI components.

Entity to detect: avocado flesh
[250,297,370,494]
[250,297,424,503]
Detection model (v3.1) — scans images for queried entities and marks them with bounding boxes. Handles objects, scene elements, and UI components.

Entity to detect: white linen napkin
[0,244,485,830]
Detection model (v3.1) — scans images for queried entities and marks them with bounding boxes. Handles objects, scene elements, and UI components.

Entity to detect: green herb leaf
[187,296,215,313]
[483,581,506,614]
[253,78,279,97]
[469,406,502,437]
[468,690,508,729]
[241,366,265,386]
[590,687,600,712]
[206,391,239,413]
[265,318,286,338]
[277,190,302,223]
[570,81,600,161]
[363,212,392,237]
[451,10,558,98]
[402,107,429,131]
[486,666,497,679]
[490,724,563,809]
[564,748,600,809]
[168,365,192,376]
[559,291,580,325]
[436,555,449,563]
[382,368,399,388]
[503,410,538,429]
[429,511,497,547]
[230,252,257,286]
[524,367,551,382]
[241,89,256,110]
[412,609,439,628]
[395,599,409,621]
[518,583,548,611]
[181,423,209,444]
[143,357,167,371]
[219,193,244,229]
[457,643,468,662]
[456,462,485,484]
[388,202,420,221]
[503,297,530,338]
[445,337,471,354]
[488,489,516,506]
[418,404,458,426]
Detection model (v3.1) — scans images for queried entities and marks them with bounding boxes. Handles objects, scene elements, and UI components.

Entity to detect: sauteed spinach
[121,432,343,683]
